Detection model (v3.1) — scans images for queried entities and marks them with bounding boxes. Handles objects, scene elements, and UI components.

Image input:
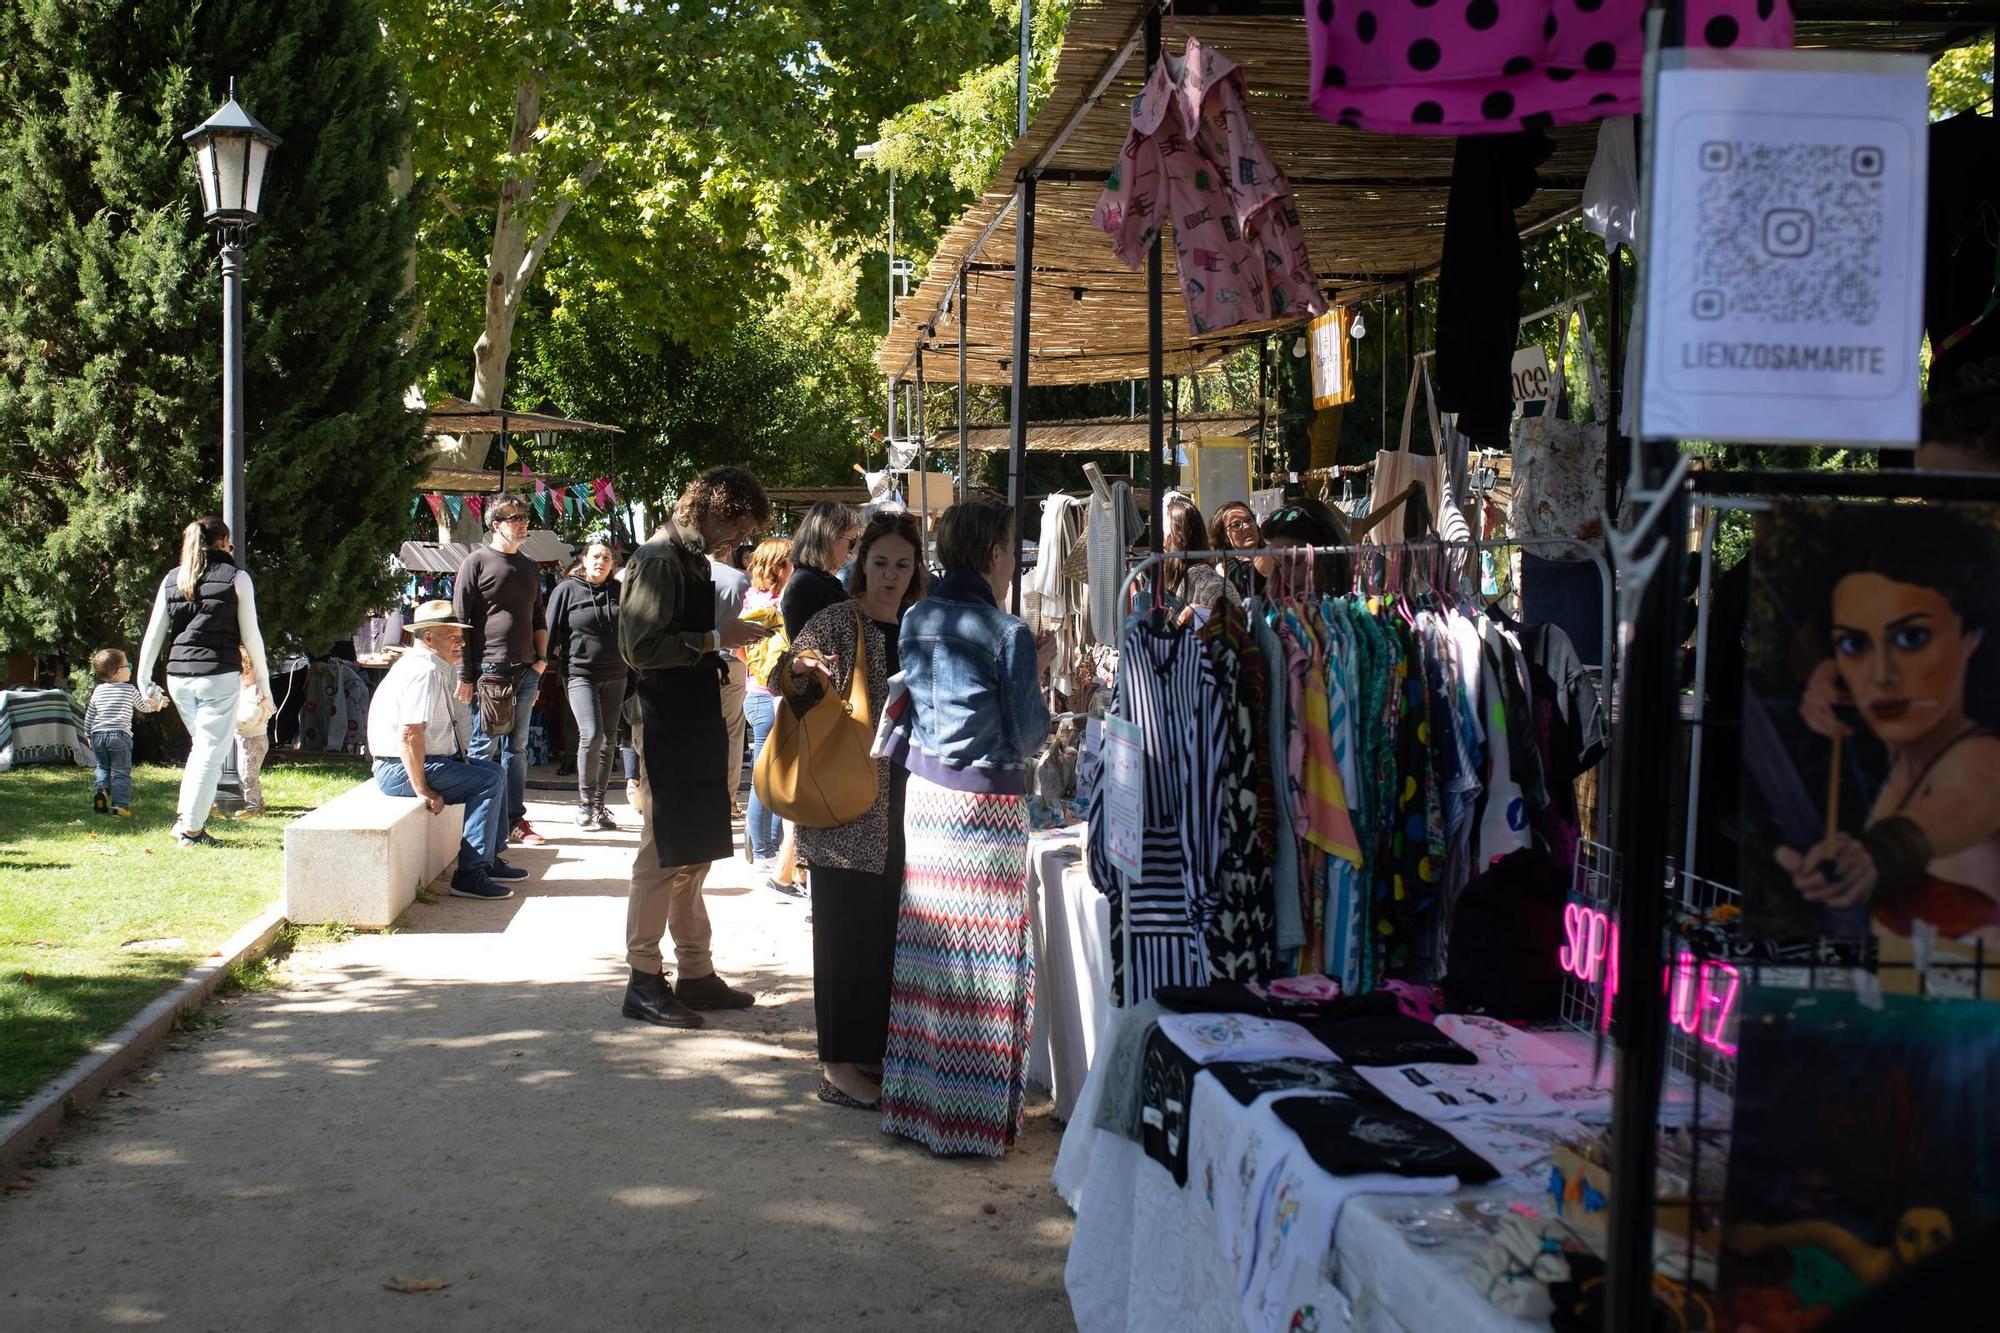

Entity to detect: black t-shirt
[873,619,900,678]
[1304,1013,1478,1067]
[1272,1096,1499,1182]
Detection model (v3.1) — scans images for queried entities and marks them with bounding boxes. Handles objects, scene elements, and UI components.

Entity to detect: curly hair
[673,466,771,534]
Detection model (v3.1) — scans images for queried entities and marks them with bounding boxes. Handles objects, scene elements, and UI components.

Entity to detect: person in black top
[779,500,861,639]
[546,537,628,830]
[453,496,549,846]
[134,516,274,848]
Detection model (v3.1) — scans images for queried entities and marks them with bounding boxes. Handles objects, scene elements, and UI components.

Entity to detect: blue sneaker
[450,870,513,900]
[485,858,530,882]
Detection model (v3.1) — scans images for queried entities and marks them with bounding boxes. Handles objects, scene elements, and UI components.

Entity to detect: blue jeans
[743,687,782,859]
[467,663,541,825]
[167,672,241,835]
[92,730,134,809]
[373,756,507,873]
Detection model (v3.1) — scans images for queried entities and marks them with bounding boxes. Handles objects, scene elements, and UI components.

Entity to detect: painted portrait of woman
[1744,502,2000,970]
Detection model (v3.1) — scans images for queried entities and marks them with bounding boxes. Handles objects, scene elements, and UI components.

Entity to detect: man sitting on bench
[367,600,533,900]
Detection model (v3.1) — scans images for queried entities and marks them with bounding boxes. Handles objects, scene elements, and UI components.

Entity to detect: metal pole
[1607,248,1626,512]
[1007,172,1036,612]
[219,235,247,561]
[916,345,930,558]
[1402,277,1417,396]
[1145,8,1164,594]
[1682,507,1720,877]
[887,169,897,450]
[1018,0,1033,136]
[957,267,970,503]
[1258,335,1270,489]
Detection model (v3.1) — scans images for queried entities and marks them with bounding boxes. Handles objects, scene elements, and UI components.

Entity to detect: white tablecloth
[1057,1007,1548,1333]
[1026,828,1114,1122]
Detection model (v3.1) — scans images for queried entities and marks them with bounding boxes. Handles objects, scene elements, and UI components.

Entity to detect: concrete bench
[283,780,464,927]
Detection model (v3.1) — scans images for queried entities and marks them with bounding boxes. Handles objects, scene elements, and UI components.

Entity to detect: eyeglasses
[495,513,530,527]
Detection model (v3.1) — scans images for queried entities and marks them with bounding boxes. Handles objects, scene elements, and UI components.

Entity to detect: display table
[1025,827,1115,1122]
[1057,1006,1556,1333]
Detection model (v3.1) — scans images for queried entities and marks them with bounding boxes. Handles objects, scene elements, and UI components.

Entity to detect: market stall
[877,0,1997,1327]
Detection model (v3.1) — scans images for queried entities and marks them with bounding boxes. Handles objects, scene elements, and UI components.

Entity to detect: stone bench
[283,780,464,927]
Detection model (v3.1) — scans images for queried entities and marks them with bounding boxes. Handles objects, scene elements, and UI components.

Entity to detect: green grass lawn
[0,754,368,1112]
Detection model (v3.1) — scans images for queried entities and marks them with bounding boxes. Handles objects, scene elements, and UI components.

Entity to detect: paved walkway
[0,779,1076,1331]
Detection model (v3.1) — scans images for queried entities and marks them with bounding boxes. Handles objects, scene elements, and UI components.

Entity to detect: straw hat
[406,600,470,634]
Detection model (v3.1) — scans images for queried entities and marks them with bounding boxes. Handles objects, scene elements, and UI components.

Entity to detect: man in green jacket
[618,466,772,1028]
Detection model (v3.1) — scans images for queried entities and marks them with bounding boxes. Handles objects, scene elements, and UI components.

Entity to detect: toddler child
[234,646,276,818]
[84,648,162,817]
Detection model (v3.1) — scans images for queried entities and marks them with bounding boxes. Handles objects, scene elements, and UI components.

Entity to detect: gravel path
[0,785,1076,1331]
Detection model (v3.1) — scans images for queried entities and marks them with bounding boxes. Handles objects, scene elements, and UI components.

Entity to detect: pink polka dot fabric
[1306,0,1794,136]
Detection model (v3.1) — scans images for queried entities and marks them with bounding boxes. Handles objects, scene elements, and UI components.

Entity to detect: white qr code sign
[1639,51,1929,447]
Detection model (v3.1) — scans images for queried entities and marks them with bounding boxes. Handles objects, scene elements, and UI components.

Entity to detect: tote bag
[752,604,878,828]
[1509,310,1609,560]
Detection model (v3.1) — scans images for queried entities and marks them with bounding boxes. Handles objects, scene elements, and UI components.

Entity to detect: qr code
[1689,141,1884,326]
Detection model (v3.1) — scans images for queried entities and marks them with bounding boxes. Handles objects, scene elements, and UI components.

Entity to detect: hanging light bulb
[1291,336,1308,359]
[1349,312,1367,339]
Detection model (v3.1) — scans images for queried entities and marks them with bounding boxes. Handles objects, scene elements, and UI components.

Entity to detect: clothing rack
[1104,534,1616,1012]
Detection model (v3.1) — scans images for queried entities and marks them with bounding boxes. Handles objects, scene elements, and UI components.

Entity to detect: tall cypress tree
[0,0,427,665]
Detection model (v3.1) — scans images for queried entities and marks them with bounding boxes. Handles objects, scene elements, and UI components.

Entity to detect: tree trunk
[432,75,601,480]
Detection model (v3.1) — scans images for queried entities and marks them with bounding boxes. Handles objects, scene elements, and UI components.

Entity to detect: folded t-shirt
[1272,1095,1499,1183]
[1154,981,1382,1023]
[1140,1023,1204,1185]
[1357,1062,1567,1122]
[1304,1013,1478,1066]
[1207,1058,1381,1108]
[1435,1013,1580,1068]
[1157,1012,1338,1066]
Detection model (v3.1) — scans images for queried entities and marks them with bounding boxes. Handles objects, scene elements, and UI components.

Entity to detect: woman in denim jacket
[877,500,1055,1157]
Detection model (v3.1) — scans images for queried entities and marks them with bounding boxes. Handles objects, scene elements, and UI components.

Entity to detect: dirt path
[0,785,1077,1331]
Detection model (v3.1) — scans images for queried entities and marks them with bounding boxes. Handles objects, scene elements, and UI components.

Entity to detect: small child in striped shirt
[84,647,163,817]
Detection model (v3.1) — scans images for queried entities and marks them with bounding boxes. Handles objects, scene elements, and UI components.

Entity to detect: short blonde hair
[747,538,792,593]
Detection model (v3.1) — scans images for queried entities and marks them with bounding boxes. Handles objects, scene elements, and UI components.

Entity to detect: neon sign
[1559,903,1740,1054]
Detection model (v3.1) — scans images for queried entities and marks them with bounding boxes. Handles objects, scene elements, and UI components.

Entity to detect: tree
[384,0,1015,467]
[510,253,885,516]
[0,0,429,662]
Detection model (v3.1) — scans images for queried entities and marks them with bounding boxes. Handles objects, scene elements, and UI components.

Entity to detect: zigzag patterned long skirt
[879,774,1034,1157]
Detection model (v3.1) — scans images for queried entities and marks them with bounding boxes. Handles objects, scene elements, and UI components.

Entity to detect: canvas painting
[1740,500,2000,991]
[1719,987,2000,1328]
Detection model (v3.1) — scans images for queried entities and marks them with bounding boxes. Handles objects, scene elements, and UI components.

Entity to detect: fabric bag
[234,682,274,737]
[753,604,878,829]
[476,667,525,735]
[1510,309,1609,560]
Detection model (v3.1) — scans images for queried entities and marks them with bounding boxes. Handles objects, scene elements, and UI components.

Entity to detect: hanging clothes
[1093,36,1326,336]
[1305,0,1795,137]
[1090,556,1606,996]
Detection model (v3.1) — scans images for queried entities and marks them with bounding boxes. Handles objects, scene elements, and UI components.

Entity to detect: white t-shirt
[365,645,467,760]
[709,558,750,627]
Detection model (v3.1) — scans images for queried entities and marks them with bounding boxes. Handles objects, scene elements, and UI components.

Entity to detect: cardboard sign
[1638,50,1929,446]
[1309,308,1356,409]
[1102,715,1146,881]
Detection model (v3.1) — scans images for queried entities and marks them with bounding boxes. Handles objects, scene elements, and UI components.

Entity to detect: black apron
[636,551,731,868]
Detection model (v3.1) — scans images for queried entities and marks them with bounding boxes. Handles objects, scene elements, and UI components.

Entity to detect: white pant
[168,673,242,835]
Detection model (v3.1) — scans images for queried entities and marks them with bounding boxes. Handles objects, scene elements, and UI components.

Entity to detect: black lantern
[181,79,280,228]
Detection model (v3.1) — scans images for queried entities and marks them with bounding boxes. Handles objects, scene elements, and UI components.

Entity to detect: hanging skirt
[879,773,1034,1158]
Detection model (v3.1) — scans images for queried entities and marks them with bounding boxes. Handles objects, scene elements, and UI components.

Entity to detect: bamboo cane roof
[941,411,1262,452]
[880,0,1993,387]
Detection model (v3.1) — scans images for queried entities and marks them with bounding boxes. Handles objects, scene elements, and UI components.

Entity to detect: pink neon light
[1558,905,1740,1054]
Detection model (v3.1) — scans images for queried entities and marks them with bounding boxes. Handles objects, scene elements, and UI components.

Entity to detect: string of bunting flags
[412,476,619,525]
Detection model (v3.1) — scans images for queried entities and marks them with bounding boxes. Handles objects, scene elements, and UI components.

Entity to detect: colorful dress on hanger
[1093,36,1325,336]
[1306,0,1795,136]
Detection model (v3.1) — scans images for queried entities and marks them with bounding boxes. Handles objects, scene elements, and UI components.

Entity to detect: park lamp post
[182,79,279,566]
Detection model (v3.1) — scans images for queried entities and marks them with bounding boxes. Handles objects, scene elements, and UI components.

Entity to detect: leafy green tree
[509,254,885,517]
[1931,36,1994,118]
[0,0,428,662]
[385,0,1015,466]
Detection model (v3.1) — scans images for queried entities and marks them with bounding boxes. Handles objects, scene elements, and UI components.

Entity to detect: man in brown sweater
[453,496,550,846]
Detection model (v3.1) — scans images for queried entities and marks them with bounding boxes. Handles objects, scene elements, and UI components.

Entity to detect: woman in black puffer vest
[134,516,274,848]
[546,536,629,829]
